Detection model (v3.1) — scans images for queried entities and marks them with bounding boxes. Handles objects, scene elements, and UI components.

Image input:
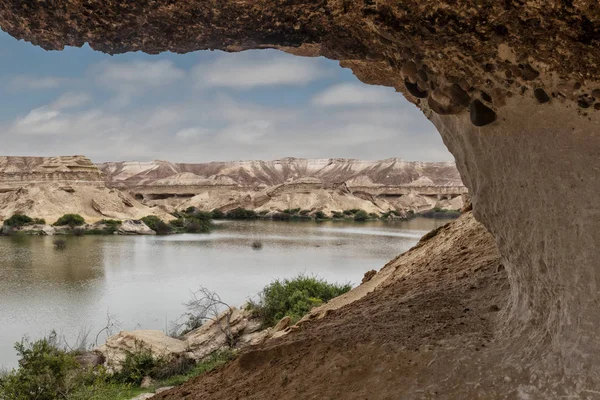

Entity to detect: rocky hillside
[99,158,467,215]
[0,156,164,224]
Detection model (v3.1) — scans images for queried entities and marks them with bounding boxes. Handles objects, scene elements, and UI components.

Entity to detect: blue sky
[0,30,451,163]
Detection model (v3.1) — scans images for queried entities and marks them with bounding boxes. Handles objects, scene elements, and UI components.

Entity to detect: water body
[0,218,448,368]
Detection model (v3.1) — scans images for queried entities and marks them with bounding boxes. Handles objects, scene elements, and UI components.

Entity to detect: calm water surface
[0,218,448,368]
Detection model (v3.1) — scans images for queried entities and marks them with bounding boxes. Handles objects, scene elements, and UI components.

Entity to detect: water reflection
[0,218,447,368]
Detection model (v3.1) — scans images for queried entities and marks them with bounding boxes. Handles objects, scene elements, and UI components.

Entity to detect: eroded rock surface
[0,156,167,223]
[99,158,466,214]
[97,308,271,371]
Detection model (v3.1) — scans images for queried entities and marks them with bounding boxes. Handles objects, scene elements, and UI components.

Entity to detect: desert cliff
[0,156,164,224]
[99,158,466,215]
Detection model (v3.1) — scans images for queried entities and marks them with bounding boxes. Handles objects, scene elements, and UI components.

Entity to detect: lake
[0,218,448,368]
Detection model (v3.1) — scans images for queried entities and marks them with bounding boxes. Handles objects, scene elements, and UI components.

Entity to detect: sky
[0,30,452,163]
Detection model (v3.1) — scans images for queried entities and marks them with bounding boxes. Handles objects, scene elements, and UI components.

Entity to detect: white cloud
[49,92,92,110]
[7,76,70,91]
[0,50,451,162]
[175,127,212,140]
[193,53,326,89]
[312,83,398,107]
[93,60,185,88]
[88,60,185,105]
[217,120,273,144]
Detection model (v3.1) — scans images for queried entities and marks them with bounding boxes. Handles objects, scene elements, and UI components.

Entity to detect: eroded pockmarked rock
[2,1,600,124]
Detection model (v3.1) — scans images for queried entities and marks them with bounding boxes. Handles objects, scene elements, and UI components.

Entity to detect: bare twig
[170,287,235,346]
[95,310,121,347]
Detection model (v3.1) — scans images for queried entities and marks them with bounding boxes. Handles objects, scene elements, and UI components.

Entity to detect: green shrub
[3,214,33,227]
[169,213,213,234]
[0,335,235,400]
[225,208,257,220]
[141,216,172,235]
[96,220,121,234]
[314,211,327,220]
[249,275,352,327]
[33,218,46,225]
[282,208,301,215]
[140,215,161,230]
[331,211,344,219]
[185,206,197,215]
[112,343,166,385]
[0,334,79,400]
[185,219,212,234]
[158,350,236,388]
[100,219,122,227]
[191,211,211,220]
[368,212,379,219]
[169,218,185,228]
[258,210,269,216]
[419,208,461,219]
[354,210,369,221]
[211,209,225,219]
[54,214,85,227]
[342,210,353,215]
[299,209,310,216]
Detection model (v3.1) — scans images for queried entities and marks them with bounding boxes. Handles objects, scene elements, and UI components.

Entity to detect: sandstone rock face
[97,330,190,371]
[0,156,103,191]
[97,308,270,371]
[0,156,166,223]
[3,1,600,397]
[99,158,466,214]
[118,220,156,235]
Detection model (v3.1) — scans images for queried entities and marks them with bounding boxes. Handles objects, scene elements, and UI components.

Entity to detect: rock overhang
[1,1,599,127]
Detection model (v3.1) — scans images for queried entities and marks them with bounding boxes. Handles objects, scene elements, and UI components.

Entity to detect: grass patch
[68,382,147,400]
[157,350,236,387]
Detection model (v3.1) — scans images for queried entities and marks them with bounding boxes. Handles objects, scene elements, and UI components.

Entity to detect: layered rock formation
[2,1,600,396]
[0,156,103,192]
[0,156,163,223]
[99,158,466,214]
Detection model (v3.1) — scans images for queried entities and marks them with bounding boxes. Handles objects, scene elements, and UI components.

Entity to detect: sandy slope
[154,213,509,399]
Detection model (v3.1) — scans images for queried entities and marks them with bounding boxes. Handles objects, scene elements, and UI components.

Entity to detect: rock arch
[2,0,600,396]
